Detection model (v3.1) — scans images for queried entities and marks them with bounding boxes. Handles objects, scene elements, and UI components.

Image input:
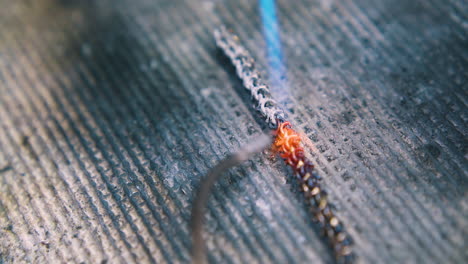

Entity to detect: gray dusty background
[0,0,467,263]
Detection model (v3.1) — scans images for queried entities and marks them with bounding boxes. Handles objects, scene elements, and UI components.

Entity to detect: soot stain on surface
[20,135,39,162]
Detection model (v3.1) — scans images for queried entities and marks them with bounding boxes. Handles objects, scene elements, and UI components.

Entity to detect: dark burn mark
[4,224,13,231]
[40,240,50,249]
[21,135,39,161]
[0,165,12,174]
[425,144,441,159]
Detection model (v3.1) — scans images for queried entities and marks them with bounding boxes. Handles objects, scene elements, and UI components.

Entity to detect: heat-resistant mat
[0,0,466,263]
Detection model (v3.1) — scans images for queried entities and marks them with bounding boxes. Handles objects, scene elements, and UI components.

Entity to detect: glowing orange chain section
[214,26,354,262]
[274,121,302,159]
[273,121,354,261]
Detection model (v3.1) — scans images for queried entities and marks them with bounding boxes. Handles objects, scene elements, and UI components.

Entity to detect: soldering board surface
[0,0,466,263]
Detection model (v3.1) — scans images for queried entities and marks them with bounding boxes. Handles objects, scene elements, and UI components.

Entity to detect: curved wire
[190,134,272,264]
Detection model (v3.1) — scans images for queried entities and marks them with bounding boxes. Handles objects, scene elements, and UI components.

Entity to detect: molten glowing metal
[274,121,354,262]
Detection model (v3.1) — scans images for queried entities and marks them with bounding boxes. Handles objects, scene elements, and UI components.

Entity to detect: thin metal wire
[190,134,272,264]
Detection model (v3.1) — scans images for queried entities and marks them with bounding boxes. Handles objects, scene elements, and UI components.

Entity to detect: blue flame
[259,0,287,98]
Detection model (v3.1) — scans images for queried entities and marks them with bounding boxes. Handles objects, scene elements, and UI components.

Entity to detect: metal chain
[274,121,354,263]
[214,26,286,128]
[214,26,355,263]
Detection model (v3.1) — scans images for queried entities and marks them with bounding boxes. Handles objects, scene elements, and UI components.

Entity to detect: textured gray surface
[0,0,467,263]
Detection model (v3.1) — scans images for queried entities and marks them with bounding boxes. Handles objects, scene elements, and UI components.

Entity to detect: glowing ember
[274,121,354,262]
[214,26,355,263]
